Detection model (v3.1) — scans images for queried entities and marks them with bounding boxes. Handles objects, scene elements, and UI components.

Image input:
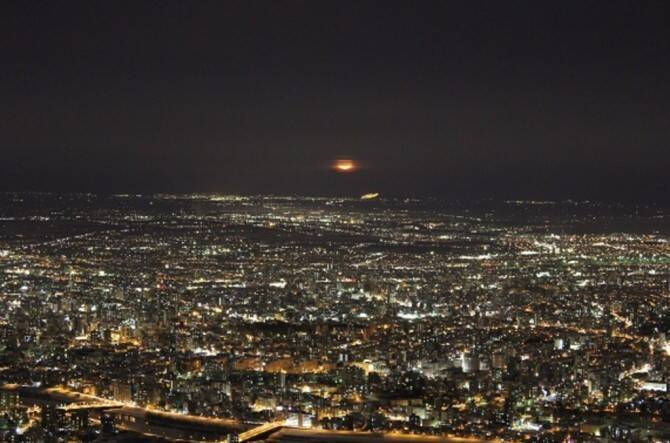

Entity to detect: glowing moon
[332,158,358,173]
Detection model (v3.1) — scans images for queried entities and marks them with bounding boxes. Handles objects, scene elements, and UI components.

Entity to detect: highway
[0,384,248,441]
[1,384,495,442]
[262,428,493,442]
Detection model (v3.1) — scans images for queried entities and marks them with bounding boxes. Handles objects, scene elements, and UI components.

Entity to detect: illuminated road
[1,384,497,442]
[262,428,494,442]
[0,384,248,441]
[58,402,122,411]
[238,421,286,441]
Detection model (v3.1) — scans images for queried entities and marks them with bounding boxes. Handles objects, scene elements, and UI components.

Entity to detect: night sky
[2,1,669,201]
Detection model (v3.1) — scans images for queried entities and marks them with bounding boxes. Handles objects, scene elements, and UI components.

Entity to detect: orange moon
[332,158,358,173]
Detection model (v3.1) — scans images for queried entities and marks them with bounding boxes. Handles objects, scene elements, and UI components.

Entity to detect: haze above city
[1,1,669,201]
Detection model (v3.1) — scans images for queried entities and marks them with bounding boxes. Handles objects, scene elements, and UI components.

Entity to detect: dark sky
[2,1,669,201]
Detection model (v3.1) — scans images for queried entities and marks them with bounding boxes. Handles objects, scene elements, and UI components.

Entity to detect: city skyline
[2,193,670,441]
[3,2,670,442]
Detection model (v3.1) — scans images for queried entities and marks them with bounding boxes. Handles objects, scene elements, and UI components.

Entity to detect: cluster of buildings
[1,193,670,441]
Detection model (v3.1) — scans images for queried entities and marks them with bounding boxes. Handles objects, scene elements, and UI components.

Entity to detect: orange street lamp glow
[332,159,358,173]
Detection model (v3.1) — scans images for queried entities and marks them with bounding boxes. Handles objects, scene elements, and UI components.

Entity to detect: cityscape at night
[2,0,670,441]
[1,194,670,441]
